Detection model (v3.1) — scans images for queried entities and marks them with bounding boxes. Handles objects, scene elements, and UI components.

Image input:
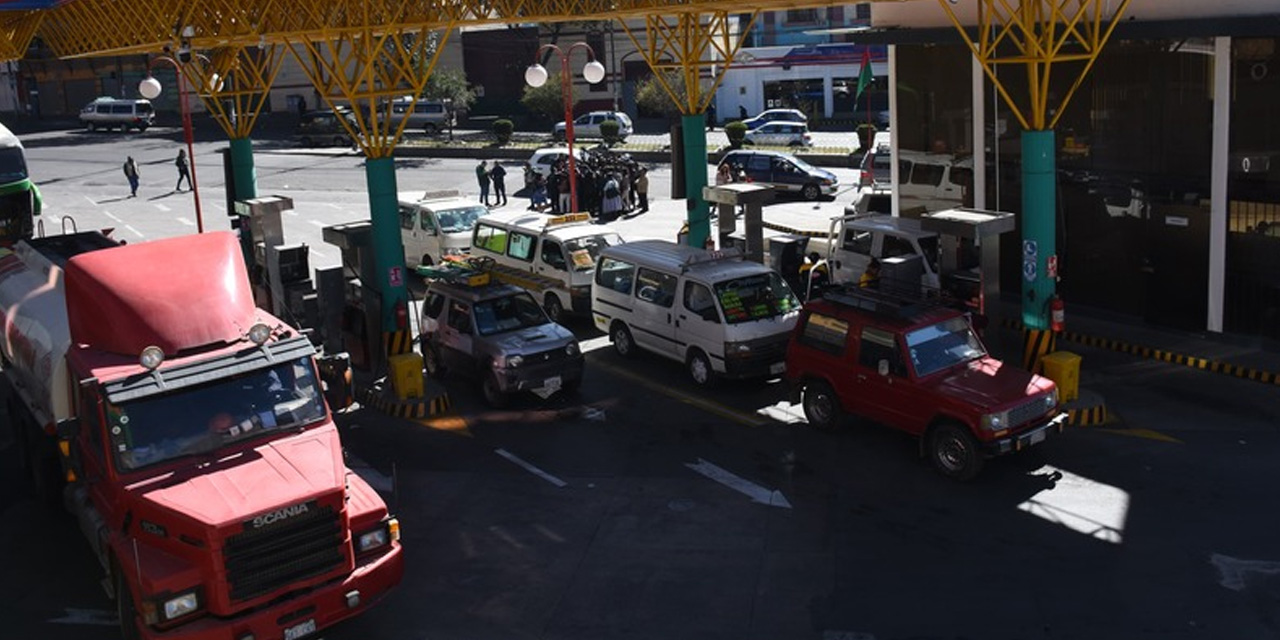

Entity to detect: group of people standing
[121,149,191,198]
[524,149,649,222]
[475,159,508,207]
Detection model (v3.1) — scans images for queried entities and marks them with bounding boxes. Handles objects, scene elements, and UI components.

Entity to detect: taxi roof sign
[547,213,592,226]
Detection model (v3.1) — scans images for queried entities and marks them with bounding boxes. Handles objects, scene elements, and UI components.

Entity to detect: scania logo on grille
[250,501,311,529]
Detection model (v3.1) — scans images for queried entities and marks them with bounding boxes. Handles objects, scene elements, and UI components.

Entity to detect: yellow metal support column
[619,11,757,247]
[183,45,287,140]
[0,11,42,63]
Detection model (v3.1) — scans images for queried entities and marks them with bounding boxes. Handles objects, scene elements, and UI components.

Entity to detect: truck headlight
[161,590,200,621]
[980,411,1009,431]
[357,527,390,553]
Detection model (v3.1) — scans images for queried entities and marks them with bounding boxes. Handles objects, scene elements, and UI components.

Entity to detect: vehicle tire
[544,294,565,324]
[928,422,984,481]
[802,183,821,201]
[423,344,445,379]
[610,323,635,358]
[481,374,509,408]
[333,136,346,146]
[300,136,313,147]
[553,131,565,143]
[87,122,97,132]
[686,349,715,387]
[423,123,438,135]
[116,567,143,640]
[136,124,148,132]
[801,379,842,431]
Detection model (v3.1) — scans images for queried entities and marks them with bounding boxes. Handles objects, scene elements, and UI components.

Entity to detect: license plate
[544,376,562,392]
[284,619,317,640]
[1027,429,1047,446]
[769,362,786,375]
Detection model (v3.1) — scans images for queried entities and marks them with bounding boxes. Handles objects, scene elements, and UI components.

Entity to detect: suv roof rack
[820,281,960,320]
[415,256,496,287]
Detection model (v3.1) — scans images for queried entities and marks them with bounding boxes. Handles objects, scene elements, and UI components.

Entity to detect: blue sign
[1023,258,1037,282]
[1022,240,1038,259]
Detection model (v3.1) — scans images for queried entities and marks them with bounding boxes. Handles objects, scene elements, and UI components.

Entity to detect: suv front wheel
[801,379,841,431]
[928,423,983,481]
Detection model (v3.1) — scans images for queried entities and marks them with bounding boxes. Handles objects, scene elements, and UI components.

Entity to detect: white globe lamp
[138,76,163,100]
[582,60,605,85]
[525,64,548,88]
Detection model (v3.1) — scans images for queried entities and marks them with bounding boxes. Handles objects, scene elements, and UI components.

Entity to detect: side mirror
[877,359,890,377]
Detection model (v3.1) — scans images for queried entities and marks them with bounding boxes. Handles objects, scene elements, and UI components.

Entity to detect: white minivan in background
[399,190,488,268]
[592,240,801,386]
[470,211,623,322]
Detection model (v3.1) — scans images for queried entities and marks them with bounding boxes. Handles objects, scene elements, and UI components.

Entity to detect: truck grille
[1008,395,1050,429]
[223,502,345,602]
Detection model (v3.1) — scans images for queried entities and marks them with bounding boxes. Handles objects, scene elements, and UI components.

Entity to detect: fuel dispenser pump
[322,221,387,373]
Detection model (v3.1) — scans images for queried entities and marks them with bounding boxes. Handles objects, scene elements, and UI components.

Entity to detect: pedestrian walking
[489,162,507,207]
[475,160,491,206]
[123,156,140,198]
[635,168,649,213]
[174,149,191,191]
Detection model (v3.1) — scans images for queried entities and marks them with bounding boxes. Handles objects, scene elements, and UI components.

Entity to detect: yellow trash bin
[388,352,424,400]
[1040,350,1081,403]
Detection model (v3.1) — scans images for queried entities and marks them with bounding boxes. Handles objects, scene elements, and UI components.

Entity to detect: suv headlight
[1045,389,1059,411]
[566,342,580,356]
[494,354,523,369]
[980,411,1009,431]
[160,590,200,621]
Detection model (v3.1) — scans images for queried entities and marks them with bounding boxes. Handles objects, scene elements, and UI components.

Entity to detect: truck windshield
[474,292,549,335]
[109,357,327,472]
[434,206,486,234]
[0,147,28,184]
[905,316,986,377]
[564,233,623,272]
[713,272,800,325]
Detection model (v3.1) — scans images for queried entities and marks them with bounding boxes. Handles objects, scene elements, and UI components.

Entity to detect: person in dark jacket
[174,149,190,192]
[489,162,508,207]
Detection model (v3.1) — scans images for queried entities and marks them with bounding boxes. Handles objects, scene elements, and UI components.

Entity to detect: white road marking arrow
[1211,553,1280,591]
[49,608,117,626]
[685,458,792,509]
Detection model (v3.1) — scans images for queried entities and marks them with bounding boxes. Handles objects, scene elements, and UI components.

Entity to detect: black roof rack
[820,280,961,320]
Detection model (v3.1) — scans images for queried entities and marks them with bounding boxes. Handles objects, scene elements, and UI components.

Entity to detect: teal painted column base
[681,113,710,248]
[229,137,257,201]
[365,157,408,333]
[1021,130,1057,330]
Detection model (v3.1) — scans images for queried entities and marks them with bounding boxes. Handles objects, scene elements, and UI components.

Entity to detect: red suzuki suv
[785,285,1066,480]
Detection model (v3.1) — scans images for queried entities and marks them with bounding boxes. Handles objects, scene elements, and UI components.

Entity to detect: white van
[399,191,488,268]
[79,97,154,132]
[470,212,623,322]
[387,96,457,135]
[592,240,801,386]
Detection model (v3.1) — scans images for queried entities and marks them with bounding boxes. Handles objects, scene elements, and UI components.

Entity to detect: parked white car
[524,147,584,186]
[741,108,807,130]
[743,121,812,147]
[554,111,633,141]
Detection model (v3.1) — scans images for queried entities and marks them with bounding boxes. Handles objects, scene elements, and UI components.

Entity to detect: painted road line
[685,458,792,509]
[103,211,121,222]
[49,608,117,626]
[176,216,194,226]
[1210,553,1280,591]
[310,248,327,259]
[591,359,770,428]
[495,448,567,488]
[124,225,144,239]
[154,203,170,212]
[307,219,326,227]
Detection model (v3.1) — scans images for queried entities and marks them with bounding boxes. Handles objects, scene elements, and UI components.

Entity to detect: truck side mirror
[877,359,890,377]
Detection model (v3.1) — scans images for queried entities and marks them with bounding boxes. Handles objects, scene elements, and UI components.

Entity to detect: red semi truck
[1,230,403,639]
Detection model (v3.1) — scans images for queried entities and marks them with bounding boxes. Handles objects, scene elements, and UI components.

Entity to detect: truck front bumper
[143,543,404,640]
[985,412,1068,456]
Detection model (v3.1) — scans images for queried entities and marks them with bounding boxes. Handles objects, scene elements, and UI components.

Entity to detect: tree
[635,71,687,119]
[423,68,476,113]
[521,81,580,122]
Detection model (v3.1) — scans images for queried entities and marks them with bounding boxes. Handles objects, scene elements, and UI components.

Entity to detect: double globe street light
[526,44,605,214]
[139,41,213,233]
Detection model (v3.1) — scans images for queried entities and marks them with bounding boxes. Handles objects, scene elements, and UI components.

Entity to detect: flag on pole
[855,47,874,101]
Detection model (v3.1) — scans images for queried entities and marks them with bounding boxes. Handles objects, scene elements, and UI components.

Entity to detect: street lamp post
[525,43,605,213]
[139,51,206,233]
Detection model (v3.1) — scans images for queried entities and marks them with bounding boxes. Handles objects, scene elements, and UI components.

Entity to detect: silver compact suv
[418,264,584,407]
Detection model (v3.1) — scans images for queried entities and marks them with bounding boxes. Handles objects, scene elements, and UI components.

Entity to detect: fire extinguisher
[1049,295,1065,332]
[395,300,408,331]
